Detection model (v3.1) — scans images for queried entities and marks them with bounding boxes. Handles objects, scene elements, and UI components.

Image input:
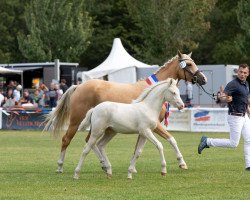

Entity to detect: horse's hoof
[161,172,167,176]
[56,168,63,173]
[73,174,79,180]
[179,164,188,170]
[127,173,133,180]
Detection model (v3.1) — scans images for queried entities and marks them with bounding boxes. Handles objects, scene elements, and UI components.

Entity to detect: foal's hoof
[161,172,167,176]
[179,164,188,170]
[73,174,80,180]
[56,168,63,173]
[127,173,133,180]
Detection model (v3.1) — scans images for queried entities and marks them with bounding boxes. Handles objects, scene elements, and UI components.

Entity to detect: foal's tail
[43,85,78,138]
[78,108,94,131]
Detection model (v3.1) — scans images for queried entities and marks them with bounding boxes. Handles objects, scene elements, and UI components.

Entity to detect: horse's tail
[43,85,78,137]
[78,108,94,131]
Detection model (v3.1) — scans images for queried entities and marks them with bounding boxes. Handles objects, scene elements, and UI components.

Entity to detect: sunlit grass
[0,130,250,200]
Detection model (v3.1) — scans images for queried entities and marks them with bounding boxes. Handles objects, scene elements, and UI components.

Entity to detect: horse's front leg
[142,128,167,176]
[74,133,100,180]
[128,135,147,179]
[154,121,188,170]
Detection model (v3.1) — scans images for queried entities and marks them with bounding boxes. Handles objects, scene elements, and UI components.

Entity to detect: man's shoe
[245,167,250,171]
[198,136,209,154]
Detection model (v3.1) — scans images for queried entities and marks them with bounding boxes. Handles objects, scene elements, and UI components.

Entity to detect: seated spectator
[2,88,16,108]
[33,89,46,108]
[20,89,34,105]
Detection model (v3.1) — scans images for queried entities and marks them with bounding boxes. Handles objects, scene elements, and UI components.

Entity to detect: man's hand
[226,96,232,103]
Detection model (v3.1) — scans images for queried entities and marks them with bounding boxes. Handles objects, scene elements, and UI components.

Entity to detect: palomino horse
[74,79,184,179]
[44,51,207,173]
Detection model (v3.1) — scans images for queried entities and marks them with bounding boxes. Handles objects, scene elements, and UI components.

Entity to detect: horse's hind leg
[128,135,147,179]
[96,129,117,177]
[57,125,80,173]
[154,122,188,170]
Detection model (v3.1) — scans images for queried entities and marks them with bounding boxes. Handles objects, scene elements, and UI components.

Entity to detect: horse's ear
[188,52,192,57]
[177,50,182,59]
[170,78,176,86]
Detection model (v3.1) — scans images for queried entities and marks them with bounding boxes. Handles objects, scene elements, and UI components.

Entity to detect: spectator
[48,83,58,108]
[60,79,68,93]
[20,89,34,104]
[76,77,82,85]
[33,89,45,108]
[55,83,63,101]
[2,88,16,108]
[13,84,22,102]
[185,81,193,107]
[38,82,49,106]
[0,89,5,106]
[7,80,16,90]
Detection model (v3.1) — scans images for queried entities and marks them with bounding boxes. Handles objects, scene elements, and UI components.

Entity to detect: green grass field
[0,130,250,200]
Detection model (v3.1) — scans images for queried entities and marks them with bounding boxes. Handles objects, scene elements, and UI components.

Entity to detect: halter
[179,58,219,100]
[179,58,201,84]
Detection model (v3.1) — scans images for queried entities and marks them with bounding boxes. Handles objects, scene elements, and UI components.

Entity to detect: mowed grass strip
[0,130,250,200]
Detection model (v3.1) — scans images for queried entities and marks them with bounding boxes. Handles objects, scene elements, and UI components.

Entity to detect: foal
[74,78,184,179]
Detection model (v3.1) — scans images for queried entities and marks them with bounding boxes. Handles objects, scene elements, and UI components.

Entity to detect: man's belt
[228,112,245,117]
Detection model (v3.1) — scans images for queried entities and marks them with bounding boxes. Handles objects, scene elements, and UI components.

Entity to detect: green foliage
[0,0,27,63]
[126,0,216,64]
[236,0,250,63]
[18,0,92,62]
[1,131,250,200]
[194,0,246,64]
[80,0,144,68]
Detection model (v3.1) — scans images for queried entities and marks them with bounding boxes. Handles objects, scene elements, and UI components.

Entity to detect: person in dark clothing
[60,79,68,93]
[198,64,250,171]
[21,89,34,104]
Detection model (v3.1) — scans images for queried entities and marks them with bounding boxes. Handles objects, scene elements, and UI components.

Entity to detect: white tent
[0,67,22,74]
[81,38,158,83]
[0,67,23,88]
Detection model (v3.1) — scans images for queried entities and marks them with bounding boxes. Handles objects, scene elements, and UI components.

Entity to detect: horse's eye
[187,63,192,67]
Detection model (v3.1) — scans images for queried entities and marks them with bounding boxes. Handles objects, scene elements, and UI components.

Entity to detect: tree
[126,0,216,64]
[80,0,144,69]
[236,0,250,63]
[18,0,92,62]
[194,0,244,64]
[0,0,27,63]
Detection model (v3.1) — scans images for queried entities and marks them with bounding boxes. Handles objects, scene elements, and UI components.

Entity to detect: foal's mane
[132,79,171,103]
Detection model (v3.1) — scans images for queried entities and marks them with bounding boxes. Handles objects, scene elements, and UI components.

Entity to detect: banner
[2,111,46,130]
[167,109,191,131]
[190,108,229,132]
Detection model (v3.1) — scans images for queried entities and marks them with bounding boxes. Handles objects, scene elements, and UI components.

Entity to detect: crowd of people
[0,79,69,109]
